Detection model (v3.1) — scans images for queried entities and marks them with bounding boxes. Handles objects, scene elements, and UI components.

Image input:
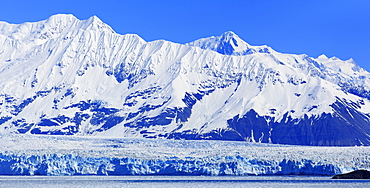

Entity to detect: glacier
[1,135,369,176]
[1,14,370,146]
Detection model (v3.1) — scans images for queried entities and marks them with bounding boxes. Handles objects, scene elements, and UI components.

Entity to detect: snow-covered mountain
[1,14,370,146]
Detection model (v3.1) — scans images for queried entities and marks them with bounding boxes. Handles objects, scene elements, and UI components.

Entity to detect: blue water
[1,176,370,188]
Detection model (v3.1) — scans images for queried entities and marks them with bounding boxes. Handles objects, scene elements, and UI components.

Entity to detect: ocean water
[1,176,370,188]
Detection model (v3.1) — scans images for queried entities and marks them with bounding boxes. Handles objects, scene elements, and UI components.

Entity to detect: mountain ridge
[0,14,370,146]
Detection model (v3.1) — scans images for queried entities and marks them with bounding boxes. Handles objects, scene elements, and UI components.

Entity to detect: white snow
[0,14,370,139]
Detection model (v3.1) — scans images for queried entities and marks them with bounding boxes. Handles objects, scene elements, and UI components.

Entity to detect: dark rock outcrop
[332,170,370,179]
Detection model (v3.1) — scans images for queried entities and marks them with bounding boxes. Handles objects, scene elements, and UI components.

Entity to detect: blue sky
[1,0,370,70]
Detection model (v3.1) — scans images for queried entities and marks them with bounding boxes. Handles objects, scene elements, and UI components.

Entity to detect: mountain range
[1,14,370,146]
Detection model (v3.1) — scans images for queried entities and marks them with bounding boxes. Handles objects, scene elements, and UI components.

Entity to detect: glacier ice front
[0,135,369,176]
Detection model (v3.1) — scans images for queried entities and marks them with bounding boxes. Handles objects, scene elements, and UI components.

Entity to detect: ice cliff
[0,135,368,176]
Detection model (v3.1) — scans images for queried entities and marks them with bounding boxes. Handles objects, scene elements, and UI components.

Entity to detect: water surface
[1,176,370,188]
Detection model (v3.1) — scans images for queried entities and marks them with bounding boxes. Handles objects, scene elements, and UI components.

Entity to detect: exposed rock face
[332,170,370,179]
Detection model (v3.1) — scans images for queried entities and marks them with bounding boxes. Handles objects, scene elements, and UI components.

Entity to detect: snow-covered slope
[1,14,370,146]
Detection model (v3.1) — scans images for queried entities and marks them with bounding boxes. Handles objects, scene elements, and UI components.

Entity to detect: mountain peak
[80,15,115,33]
[46,14,77,21]
[220,31,237,37]
[186,31,274,55]
[186,31,251,55]
[45,14,103,26]
[87,15,103,24]
[317,54,329,59]
[43,14,79,27]
[44,14,114,33]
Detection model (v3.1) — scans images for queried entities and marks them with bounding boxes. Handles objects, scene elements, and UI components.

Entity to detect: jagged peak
[82,15,115,33]
[42,14,79,31]
[43,14,114,33]
[220,31,237,38]
[185,31,275,56]
[219,31,250,47]
[44,14,104,26]
[186,31,249,55]
[316,54,356,65]
[86,15,103,24]
[0,14,118,44]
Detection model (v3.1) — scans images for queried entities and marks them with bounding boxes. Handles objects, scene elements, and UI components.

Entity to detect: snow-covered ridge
[187,31,370,96]
[0,14,370,146]
[0,14,114,42]
[186,31,272,55]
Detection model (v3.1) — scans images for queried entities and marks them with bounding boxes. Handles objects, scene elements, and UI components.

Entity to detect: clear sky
[1,0,370,70]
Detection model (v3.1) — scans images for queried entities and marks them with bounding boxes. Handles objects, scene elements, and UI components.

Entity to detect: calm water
[1,176,370,188]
